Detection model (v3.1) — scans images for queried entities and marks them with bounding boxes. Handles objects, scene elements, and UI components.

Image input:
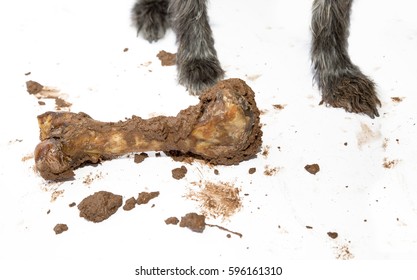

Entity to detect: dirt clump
[123,197,137,211]
[53,224,68,234]
[157,50,176,66]
[172,165,187,180]
[327,232,339,239]
[78,191,123,223]
[134,152,149,164]
[137,191,160,205]
[305,163,320,175]
[165,217,180,225]
[179,212,206,233]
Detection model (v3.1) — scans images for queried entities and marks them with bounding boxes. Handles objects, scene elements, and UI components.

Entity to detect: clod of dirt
[53,224,68,235]
[123,197,137,211]
[157,50,176,66]
[165,217,180,225]
[69,202,76,207]
[327,232,339,239]
[78,191,123,223]
[248,167,256,174]
[179,212,206,233]
[26,80,44,95]
[172,166,187,180]
[305,163,320,175]
[391,97,404,103]
[137,191,160,205]
[134,152,149,164]
[55,97,72,110]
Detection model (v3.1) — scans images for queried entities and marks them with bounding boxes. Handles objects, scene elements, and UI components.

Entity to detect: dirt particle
[53,224,68,235]
[306,225,313,229]
[123,197,137,211]
[336,244,354,260]
[123,47,129,52]
[248,167,256,174]
[214,169,219,175]
[262,145,270,157]
[51,189,64,202]
[47,209,51,215]
[157,50,176,66]
[134,152,149,164]
[38,101,46,106]
[69,202,76,207]
[391,97,404,103]
[383,158,399,169]
[25,72,31,76]
[264,165,280,176]
[172,165,187,180]
[26,80,44,95]
[137,191,160,205]
[82,172,103,185]
[78,191,123,223]
[305,163,320,175]
[327,231,339,239]
[273,104,286,110]
[55,97,72,110]
[179,212,206,233]
[165,217,180,225]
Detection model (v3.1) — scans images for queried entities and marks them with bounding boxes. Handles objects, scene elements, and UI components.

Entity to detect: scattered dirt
[327,232,339,239]
[165,217,180,225]
[51,189,64,202]
[273,104,286,110]
[26,80,71,110]
[172,166,187,180]
[264,165,280,176]
[391,97,404,103]
[137,191,160,205]
[134,152,149,164]
[357,123,381,148]
[187,181,241,220]
[336,244,354,260]
[55,97,72,110]
[305,163,320,175]
[248,167,256,174]
[78,191,123,223]
[26,80,44,94]
[157,50,176,66]
[262,145,270,157]
[82,172,103,185]
[123,197,137,211]
[383,158,399,169]
[69,202,76,207]
[53,224,68,235]
[179,212,206,233]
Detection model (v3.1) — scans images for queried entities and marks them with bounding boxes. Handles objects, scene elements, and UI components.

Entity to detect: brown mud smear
[187,181,242,219]
[137,191,160,205]
[78,191,123,222]
[34,78,262,180]
[179,212,206,233]
[26,80,71,110]
[157,50,176,66]
[53,224,68,234]
[172,165,187,180]
[305,163,320,175]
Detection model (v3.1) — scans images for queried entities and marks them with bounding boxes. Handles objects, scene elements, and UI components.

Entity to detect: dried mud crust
[34,78,262,180]
[78,191,123,223]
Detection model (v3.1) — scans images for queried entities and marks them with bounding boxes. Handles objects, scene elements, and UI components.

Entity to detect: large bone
[34,78,262,180]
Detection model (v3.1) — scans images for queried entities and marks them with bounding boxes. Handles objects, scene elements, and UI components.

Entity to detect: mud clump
[53,224,68,234]
[179,212,206,233]
[134,152,149,164]
[123,197,137,211]
[78,191,123,223]
[165,217,180,225]
[172,165,187,180]
[305,163,320,175]
[137,191,160,205]
[327,232,339,239]
[157,50,176,66]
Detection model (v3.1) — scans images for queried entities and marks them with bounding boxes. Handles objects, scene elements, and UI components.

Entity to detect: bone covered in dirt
[34,78,262,180]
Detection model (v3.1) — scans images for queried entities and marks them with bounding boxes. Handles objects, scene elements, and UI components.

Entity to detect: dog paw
[131,0,169,42]
[320,72,381,118]
[177,57,225,95]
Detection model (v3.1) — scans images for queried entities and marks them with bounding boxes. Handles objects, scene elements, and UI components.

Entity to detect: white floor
[1,0,417,277]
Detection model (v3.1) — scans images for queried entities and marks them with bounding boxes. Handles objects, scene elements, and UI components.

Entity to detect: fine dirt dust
[78,191,123,223]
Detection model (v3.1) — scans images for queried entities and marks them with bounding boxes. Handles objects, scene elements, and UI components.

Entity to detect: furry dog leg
[132,0,169,42]
[169,0,224,95]
[311,0,381,118]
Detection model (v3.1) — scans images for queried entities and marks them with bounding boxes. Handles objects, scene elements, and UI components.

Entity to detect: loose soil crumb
[383,158,399,169]
[214,169,219,175]
[51,189,64,202]
[248,167,256,174]
[273,104,286,110]
[172,166,187,180]
[305,163,320,175]
[187,181,242,220]
[26,80,44,95]
[53,224,68,235]
[391,97,404,103]
[123,197,137,211]
[165,217,180,225]
[123,47,129,52]
[336,244,354,260]
[306,225,313,229]
[78,191,123,223]
[262,145,270,157]
[327,232,339,239]
[134,152,149,164]
[55,97,72,110]
[69,202,76,207]
[264,165,280,176]
[137,191,160,205]
[83,172,103,185]
[157,50,176,66]
[179,212,206,233]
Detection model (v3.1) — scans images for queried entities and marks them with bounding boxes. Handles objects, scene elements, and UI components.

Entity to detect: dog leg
[169,0,224,95]
[132,0,169,42]
[311,0,381,118]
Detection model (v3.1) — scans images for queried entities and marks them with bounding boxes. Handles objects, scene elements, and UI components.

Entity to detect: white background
[1,0,417,278]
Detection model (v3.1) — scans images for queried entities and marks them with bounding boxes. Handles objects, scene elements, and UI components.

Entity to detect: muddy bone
[34,78,262,180]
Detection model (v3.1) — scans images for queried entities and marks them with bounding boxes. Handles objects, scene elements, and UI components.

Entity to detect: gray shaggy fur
[132,0,380,117]
[311,0,381,118]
